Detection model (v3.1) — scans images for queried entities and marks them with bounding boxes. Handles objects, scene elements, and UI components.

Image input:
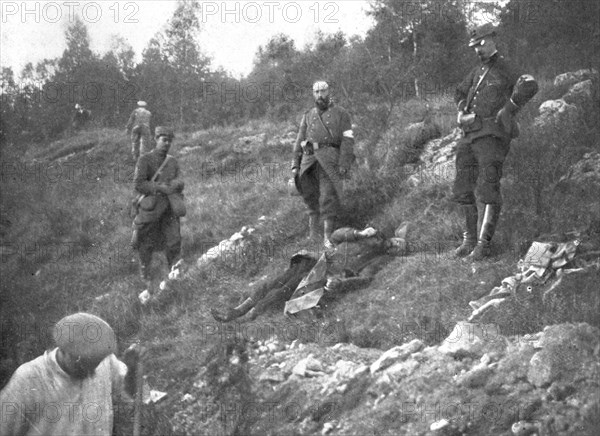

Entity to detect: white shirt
[0,348,127,436]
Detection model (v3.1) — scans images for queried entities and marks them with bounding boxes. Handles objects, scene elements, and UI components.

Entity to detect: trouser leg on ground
[211,297,255,322]
[308,213,321,242]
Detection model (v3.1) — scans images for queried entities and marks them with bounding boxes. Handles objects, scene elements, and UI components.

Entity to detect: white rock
[438,321,488,358]
[138,290,151,305]
[430,418,450,431]
[322,422,335,435]
[292,354,325,377]
[182,393,195,403]
[370,339,424,374]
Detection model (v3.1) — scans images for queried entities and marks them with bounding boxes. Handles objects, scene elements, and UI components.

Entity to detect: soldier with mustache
[291,81,355,248]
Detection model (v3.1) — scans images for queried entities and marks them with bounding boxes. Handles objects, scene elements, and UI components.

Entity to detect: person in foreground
[0,312,143,436]
[453,23,538,261]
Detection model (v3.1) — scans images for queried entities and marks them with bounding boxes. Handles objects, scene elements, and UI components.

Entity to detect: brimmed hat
[137,101,147,107]
[468,23,496,47]
[155,126,174,139]
[312,81,329,91]
[53,313,117,360]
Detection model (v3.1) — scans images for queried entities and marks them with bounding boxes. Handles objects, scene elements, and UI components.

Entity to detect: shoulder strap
[150,155,172,182]
[465,64,492,111]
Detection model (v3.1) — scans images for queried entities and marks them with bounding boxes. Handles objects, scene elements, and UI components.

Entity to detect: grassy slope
[1,89,599,434]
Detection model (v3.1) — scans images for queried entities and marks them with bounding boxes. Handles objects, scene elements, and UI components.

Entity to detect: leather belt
[303,142,340,155]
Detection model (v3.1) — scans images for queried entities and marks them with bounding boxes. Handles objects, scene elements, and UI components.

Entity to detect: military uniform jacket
[293,104,355,197]
[133,150,181,224]
[455,53,522,141]
[328,228,389,276]
[126,107,152,130]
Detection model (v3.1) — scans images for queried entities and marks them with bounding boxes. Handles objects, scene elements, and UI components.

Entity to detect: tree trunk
[413,30,420,99]
[179,87,184,127]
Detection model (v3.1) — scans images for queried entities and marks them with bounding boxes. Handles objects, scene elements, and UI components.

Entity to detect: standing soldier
[126,101,153,160]
[131,126,185,287]
[292,81,355,248]
[71,103,91,131]
[453,24,538,261]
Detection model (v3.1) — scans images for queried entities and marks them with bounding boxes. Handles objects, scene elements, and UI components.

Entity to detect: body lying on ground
[210,227,407,322]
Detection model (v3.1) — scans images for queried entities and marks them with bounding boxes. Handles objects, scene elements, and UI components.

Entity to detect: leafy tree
[57,16,95,76]
[499,0,600,76]
[367,0,469,98]
[162,0,210,126]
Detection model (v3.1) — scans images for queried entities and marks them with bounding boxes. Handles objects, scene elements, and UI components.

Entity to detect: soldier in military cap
[132,126,185,286]
[71,103,91,131]
[0,313,144,436]
[126,100,153,160]
[291,81,355,247]
[453,23,538,260]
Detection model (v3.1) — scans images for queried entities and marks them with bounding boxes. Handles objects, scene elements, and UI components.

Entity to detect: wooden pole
[133,358,144,436]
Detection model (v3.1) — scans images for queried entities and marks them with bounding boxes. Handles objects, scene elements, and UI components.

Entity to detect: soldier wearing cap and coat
[71,103,91,131]
[0,313,143,436]
[126,101,153,160]
[292,81,355,247]
[132,126,184,285]
[453,24,538,261]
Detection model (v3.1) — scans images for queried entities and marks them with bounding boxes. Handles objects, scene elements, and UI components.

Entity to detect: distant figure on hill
[126,100,153,160]
[210,226,407,322]
[131,126,185,289]
[291,81,355,248]
[71,103,91,131]
[453,24,538,261]
[0,313,143,436]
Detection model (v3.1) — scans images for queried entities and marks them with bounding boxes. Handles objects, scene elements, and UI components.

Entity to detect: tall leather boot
[467,203,500,261]
[210,297,255,322]
[324,219,335,249]
[308,214,320,241]
[454,204,478,258]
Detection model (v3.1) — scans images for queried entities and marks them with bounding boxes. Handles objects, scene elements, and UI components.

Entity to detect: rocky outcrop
[171,319,599,436]
[557,151,600,189]
[380,119,442,177]
[533,98,580,129]
[407,129,461,186]
[553,69,598,89]
[527,323,599,388]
